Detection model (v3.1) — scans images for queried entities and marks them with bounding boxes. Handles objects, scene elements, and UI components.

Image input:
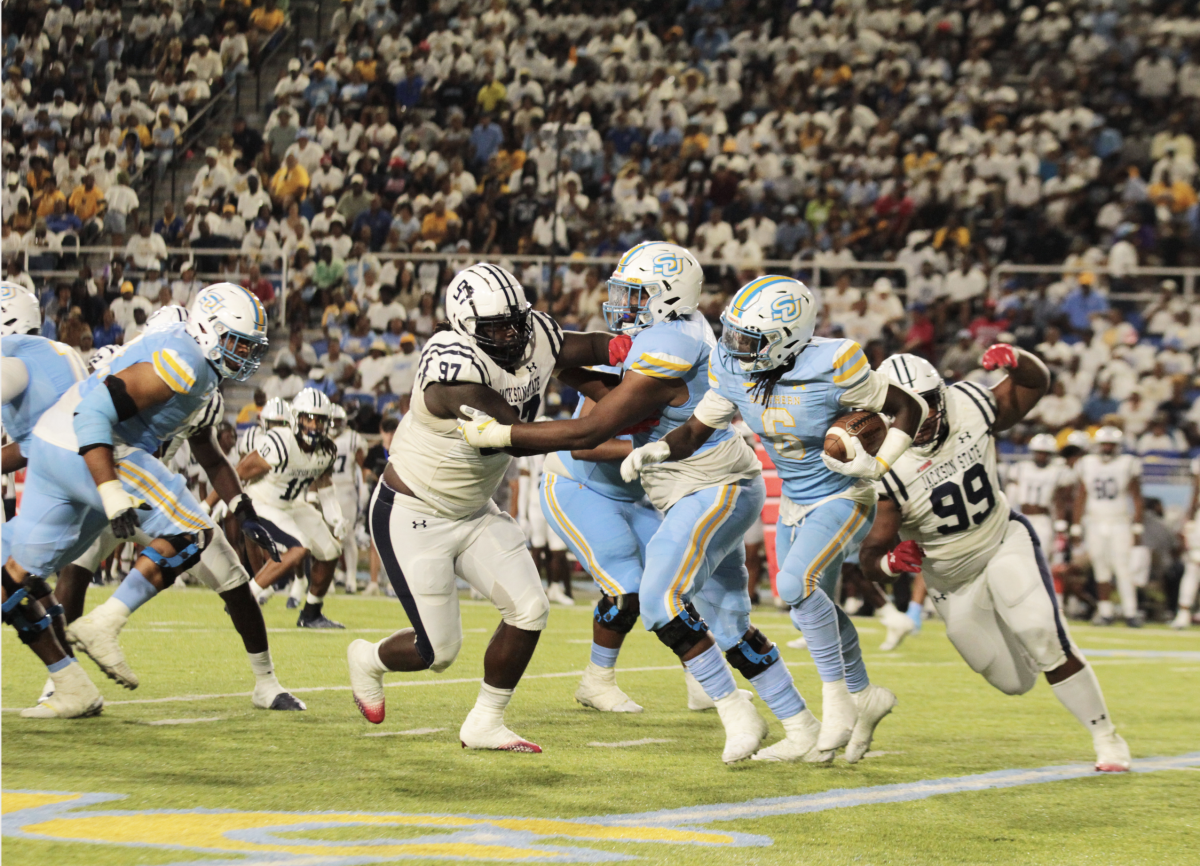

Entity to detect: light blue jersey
[623,312,733,454]
[708,336,871,505]
[1,334,87,455]
[551,366,646,503]
[80,323,220,453]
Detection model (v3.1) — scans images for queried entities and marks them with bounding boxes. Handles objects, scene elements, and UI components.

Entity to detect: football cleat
[286,597,300,609]
[684,668,715,710]
[1124,616,1143,629]
[714,689,769,764]
[786,635,808,650]
[575,663,643,712]
[362,582,380,596]
[879,605,916,652]
[459,713,542,753]
[252,681,307,711]
[1090,614,1113,626]
[1094,732,1131,772]
[67,614,139,689]
[752,709,821,762]
[20,663,104,719]
[297,610,345,629]
[844,684,898,764]
[37,677,54,704]
[1171,609,1192,629]
[347,639,386,723]
[546,583,575,606]
[816,679,858,753]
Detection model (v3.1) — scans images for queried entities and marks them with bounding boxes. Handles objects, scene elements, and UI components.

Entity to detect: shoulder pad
[151,347,200,395]
[951,380,998,431]
[829,339,869,388]
[628,323,700,380]
[418,334,491,388]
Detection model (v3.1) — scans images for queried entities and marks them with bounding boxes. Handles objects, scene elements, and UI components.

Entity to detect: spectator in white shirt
[357,340,394,393]
[1135,416,1187,455]
[185,35,224,84]
[368,287,406,332]
[262,359,305,400]
[110,280,154,329]
[694,207,733,253]
[125,220,168,269]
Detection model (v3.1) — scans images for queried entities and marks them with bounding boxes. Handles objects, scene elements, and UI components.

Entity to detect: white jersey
[162,389,224,465]
[237,425,264,459]
[389,312,564,519]
[331,428,365,499]
[876,381,1008,591]
[245,426,337,509]
[1078,453,1140,521]
[1007,458,1074,512]
[517,453,545,525]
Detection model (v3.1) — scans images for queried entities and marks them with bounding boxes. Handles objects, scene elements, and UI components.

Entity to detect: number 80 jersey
[875,381,1009,591]
[389,312,564,520]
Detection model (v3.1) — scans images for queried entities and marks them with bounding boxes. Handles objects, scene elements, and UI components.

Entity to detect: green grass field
[3,585,1198,866]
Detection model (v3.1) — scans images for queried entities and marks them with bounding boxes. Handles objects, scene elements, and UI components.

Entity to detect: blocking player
[1071,426,1144,627]
[620,274,927,762]
[1,283,103,718]
[329,404,366,593]
[859,349,1131,772]
[1007,433,1075,555]
[459,248,818,764]
[1174,456,1200,629]
[348,262,628,753]
[238,388,346,628]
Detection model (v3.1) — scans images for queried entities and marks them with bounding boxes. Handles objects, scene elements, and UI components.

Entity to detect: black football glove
[234,495,281,562]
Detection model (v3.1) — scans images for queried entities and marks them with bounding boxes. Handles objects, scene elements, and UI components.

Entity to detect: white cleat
[37,676,55,704]
[786,635,808,650]
[575,663,643,712]
[816,679,858,753]
[684,668,716,710]
[459,711,542,753]
[844,684,897,763]
[879,605,916,651]
[1171,609,1192,629]
[251,682,307,711]
[714,690,769,764]
[546,583,575,606]
[20,663,104,719]
[347,639,386,723]
[362,582,380,597]
[752,708,821,762]
[1094,732,1131,772]
[67,614,138,689]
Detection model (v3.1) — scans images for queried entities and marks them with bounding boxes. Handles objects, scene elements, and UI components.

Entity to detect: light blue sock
[684,644,736,701]
[790,589,845,682]
[749,658,805,721]
[907,600,923,632]
[112,567,158,614]
[47,656,73,673]
[590,643,620,668]
[837,606,870,693]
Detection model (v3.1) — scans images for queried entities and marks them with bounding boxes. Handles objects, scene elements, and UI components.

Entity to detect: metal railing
[990,264,1198,303]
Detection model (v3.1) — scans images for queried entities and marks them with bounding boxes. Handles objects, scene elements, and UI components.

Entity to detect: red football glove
[881,540,924,576]
[618,417,660,436]
[981,343,1018,371]
[608,334,633,365]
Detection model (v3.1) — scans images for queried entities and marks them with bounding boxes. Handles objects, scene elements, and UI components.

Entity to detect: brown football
[824,411,889,463]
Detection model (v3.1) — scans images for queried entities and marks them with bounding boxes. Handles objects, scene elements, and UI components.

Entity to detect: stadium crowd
[2,0,1198,615]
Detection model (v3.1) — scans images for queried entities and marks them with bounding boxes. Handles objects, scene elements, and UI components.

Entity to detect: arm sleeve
[693,388,738,430]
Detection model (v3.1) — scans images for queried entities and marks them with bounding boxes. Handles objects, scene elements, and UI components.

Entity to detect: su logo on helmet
[771,295,799,321]
[652,252,684,277]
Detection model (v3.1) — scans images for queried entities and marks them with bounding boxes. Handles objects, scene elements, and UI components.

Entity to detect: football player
[238,388,345,628]
[329,404,366,593]
[238,397,294,459]
[1006,433,1075,556]
[620,274,927,762]
[1,282,103,718]
[460,248,825,764]
[1174,456,1200,629]
[348,262,628,753]
[1071,426,1144,627]
[859,348,1131,772]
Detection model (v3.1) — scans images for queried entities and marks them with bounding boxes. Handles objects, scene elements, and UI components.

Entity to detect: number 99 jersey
[389,311,563,520]
[874,381,1008,592]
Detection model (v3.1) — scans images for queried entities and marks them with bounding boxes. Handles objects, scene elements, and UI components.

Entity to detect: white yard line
[141,717,226,726]
[363,727,445,737]
[587,738,674,748]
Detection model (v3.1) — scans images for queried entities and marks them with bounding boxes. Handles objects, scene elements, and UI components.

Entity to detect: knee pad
[428,638,461,673]
[2,570,52,645]
[594,593,640,634]
[653,603,709,656]
[142,533,206,586]
[509,589,550,632]
[725,627,780,679]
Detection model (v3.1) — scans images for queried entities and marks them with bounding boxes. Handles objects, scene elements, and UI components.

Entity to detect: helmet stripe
[230,284,267,331]
[732,276,791,314]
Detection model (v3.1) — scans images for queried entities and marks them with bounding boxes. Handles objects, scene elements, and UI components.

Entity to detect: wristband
[873,427,914,473]
[97,480,133,519]
[1131,523,1144,535]
[879,555,898,578]
[1069,524,1082,538]
[1053,520,1068,534]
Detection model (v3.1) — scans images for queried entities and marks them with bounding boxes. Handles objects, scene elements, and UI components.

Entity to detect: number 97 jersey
[875,381,1009,591]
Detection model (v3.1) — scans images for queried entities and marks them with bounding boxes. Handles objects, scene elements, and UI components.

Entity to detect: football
[824,411,889,462]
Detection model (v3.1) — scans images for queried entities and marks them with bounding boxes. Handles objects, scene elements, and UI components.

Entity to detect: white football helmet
[1065,429,1092,451]
[881,353,947,448]
[719,275,817,373]
[1,282,42,336]
[330,403,348,438]
[145,304,190,334]
[291,387,333,448]
[260,396,294,430]
[188,283,269,382]
[604,242,703,334]
[444,263,532,367]
[1094,424,1123,459]
[1029,432,1057,465]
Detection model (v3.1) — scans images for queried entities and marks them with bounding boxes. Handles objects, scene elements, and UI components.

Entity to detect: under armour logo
[1090,714,1107,725]
[958,432,972,444]
[931,591,948,602]
[412,520,427,529]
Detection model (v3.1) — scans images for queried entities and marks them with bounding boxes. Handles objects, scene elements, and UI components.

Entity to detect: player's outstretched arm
[981,344,1050,432]
[190,428,243,503]
[424,381,522,424]
[569,398,638,462]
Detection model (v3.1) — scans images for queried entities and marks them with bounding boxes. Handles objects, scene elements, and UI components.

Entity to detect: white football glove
[821,437,886,480]
[620,440,671,482]
[458,405,513,449]
[328,515,350,540]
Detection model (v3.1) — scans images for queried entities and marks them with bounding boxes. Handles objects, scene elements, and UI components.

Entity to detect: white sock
[1115,573,1137,618]
[305,592,322,606]
[781,707,819,737]
[1179,564,1199,611]
[1051,663,1116,739]
[290,577,308,601]
[471,682,513,726]
[878,601,900,617]
[1098,599,1114,619]
[247,650,282,690]
[251,582,272,601]
[92,597,132,630]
